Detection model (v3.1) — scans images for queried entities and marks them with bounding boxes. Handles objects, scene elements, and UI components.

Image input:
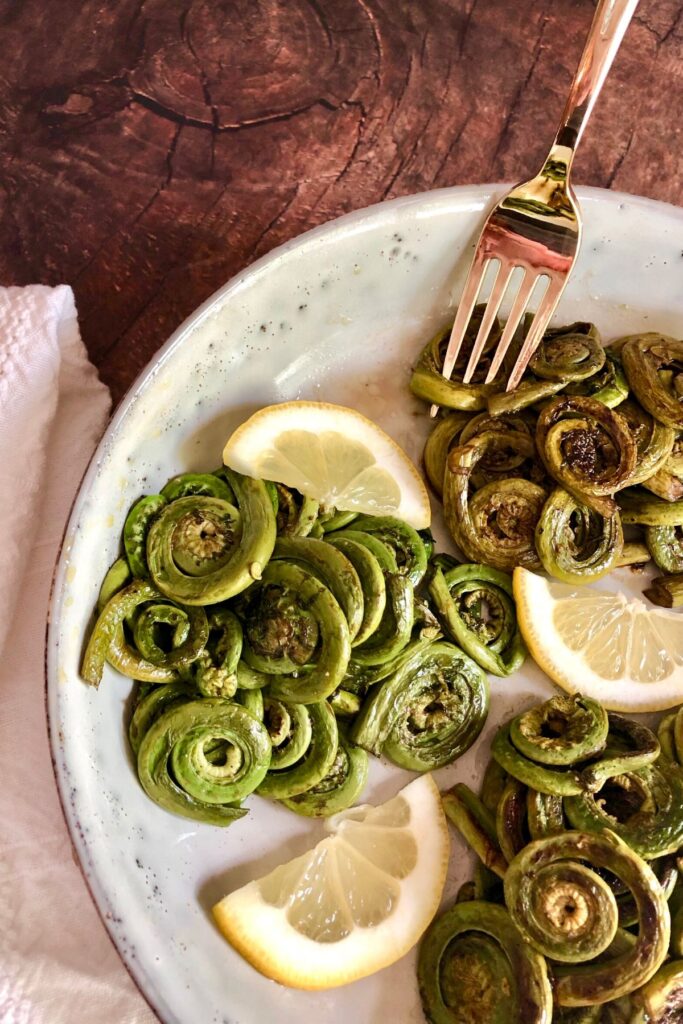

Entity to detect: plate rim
[45,182,683,1022]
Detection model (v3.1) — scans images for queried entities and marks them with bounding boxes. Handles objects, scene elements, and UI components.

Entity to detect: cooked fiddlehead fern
[352,640,489,771]
[124,495,167,577]
[536,396,636,516]
[82,579,204,685]
[347,515,428,586]
[617,399,675,487]
[535,487,623,583]
[618,488,683,526]
[349,574,414,667]
[147,468,277,605]
[509,694,609,767]
[410,311,502,411]
[529,322,605,382]
[257,699,338,799]
[564,760,683,859]
[137,698,271,825]
[491,722,585,797]
[496,777,530,864]
[273,483,319,536]
[642,436,683,501]
[161,472,236,502]
[325,534,386,644]
[577,713,660,792]
[128,681,194,755]
[241,560,351,703]
[443,431,546,572]
[423,411,469,496]
[646,525,683,573]
[132,601,209,674]
[563,350,629,408]
[271,535,364,642]
[192,608,243,698]
[629,960,683,1024]
[417,900,553,1024]
[621,333,683,429]
[280,728,368,816]
[504,829,669,1005]
[428,563,525,676]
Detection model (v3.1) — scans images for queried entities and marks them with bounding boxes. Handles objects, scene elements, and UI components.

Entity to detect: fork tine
[505,276,567,391]
[484,270,538,384]
[441,250,489,383]
[462,261,515,384]
[429,249,490,417]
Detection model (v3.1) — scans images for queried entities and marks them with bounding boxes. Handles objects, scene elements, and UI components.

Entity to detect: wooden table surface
[1,0,682,404]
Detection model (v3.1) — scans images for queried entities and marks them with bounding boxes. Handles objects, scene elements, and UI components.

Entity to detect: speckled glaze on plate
[47,184,683,1024]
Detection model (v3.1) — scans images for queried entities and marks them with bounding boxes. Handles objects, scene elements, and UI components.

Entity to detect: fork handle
[553,0,640,154]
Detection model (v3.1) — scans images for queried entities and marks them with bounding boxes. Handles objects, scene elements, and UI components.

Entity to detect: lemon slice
[212,774,449,989]
[513,567,683,712]
[223,401,431,529]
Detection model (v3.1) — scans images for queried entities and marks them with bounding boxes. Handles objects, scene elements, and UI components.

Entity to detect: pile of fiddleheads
[82,467,527,827]
[414,316,683,602]
[419,692,683,1023]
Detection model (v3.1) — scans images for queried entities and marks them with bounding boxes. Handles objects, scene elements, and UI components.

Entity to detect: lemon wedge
[212,774,449,989]
[513,567,683,712]
[223,401,431,529]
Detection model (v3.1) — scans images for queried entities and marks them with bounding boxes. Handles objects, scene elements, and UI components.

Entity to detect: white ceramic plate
[47,184,683,1024]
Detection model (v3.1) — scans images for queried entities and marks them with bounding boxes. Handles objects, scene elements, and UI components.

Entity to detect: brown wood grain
[0,0,681,403]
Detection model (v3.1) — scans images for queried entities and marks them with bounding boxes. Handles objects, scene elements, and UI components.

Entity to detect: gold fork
[433,0,640,414]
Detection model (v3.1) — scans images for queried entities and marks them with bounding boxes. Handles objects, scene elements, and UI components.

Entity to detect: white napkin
[0,286,156,1023]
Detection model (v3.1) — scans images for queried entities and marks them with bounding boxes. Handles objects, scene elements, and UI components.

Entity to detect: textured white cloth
[0,286,155,1023]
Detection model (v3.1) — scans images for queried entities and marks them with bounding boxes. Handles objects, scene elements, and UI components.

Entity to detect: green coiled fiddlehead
[443,432,546,572]
[491,723,585,797]
[423,412,469,496]
[618,488,683,527]
[564,760,683,859]
[563,350,629,409]
[509,695,609,767]
[257,700,338,799]
[192,608,243,698]
[347,515,428,586]
[161,472,236,502]
[629,960,683,1024]
[496,777,530,864]
[241,560,351,703]
[147,468,277,605]
[132,601,209,674]
[529,322,605,382]
[616,400,675,487]
[124,495,167,577]
[128,681,194,755]
[325,535,386,644]
[458,411,541,489]
[352,640,489,771]
[535,396,636,517]
[504,830,669,1006]
[535,487,623,584]
[82,579,207,686]
[621,333,683,429]
[577,713,660,792]
[137,698,271,825]
[646,525,683,573]
[410,312,502,411]
[428,563,526,676]
[417,900,553,1024]
[273,483,319,537]
[280,728,368,817]
[349,574,414,667]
